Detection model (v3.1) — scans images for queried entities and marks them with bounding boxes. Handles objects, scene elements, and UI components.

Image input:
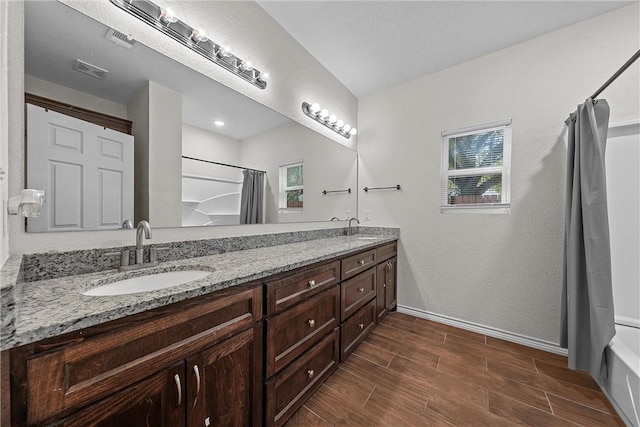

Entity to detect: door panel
[26,104,134,232]
[187,325,262,427]
[60,362,185,427]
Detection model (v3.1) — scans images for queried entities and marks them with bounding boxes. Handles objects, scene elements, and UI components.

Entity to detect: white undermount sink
[83,270,212,296]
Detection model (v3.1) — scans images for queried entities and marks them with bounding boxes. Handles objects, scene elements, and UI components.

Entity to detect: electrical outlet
[364,210,371,221]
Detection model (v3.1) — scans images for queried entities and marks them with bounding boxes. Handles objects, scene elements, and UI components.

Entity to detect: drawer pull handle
[308,319,316,328]
[358,323,364,329]
[383,283,386,288]
[358,287,364,293]
[193,364,201,399]
[359,260,365,265]
[308,279,316,287]
[307,369,315,379]
[174,374,182,406]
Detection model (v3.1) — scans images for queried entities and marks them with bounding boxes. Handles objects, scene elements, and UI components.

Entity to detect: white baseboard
[397,305,568,356]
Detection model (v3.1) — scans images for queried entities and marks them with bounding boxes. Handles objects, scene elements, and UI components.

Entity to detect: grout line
[363,385,376,407]
[424,396,429,410]
[435,355,441,371]
[545,392,555,415]
[484,357,488,372]
[303,405,333,426]
[533,358,540,373]
[545,391,619,416]
[386,354,395,368]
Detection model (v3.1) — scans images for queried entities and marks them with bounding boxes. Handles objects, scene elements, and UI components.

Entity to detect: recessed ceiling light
[213,120,225,126]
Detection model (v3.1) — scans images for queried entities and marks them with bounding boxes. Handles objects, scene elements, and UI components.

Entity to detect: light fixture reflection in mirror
[23,1,358,232]
[109,0,267,89]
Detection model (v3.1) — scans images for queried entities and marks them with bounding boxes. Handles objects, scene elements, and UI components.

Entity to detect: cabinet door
[376,262,388,321]
[60,362,184,427]
[386,257,397,311]
[187,325,262,427]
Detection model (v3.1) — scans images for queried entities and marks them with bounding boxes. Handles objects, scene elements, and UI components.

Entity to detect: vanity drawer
[341,267,376,320]
[340,299,376,361]
[341,249,376,279]
[376,242,397,263]
[266,286,340,377]
[265,328,339,427]
[23,286,262,425]
[266,260,340,315]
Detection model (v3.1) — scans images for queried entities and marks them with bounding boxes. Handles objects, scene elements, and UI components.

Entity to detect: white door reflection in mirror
[26,104,134,232]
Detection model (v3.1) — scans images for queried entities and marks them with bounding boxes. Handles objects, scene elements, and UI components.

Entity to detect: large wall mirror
[23,1,357,232]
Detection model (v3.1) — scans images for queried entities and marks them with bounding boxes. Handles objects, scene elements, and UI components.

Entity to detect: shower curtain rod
[591,49,640,100]
[182,156,266,174]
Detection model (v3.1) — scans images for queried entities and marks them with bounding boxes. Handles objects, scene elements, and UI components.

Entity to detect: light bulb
[238,61,253,72]
[213,120,225,126]
[159,7,178,23]
[328,114,337,124]
[217,46,232,58]
[349,128,358,136]
[190,29,208,43]
[336,120,344,129]
[319,109,329,119]
[343,124,351,133]
[256,71,268,82]
[309,103,320,114]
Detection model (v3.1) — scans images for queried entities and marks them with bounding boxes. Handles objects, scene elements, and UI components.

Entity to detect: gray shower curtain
[560,98,615,379]
[239,169,264,224]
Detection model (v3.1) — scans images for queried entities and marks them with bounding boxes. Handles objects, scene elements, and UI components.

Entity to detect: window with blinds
[440,120,512,213]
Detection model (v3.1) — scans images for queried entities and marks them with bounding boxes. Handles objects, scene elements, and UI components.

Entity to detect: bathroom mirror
[23,1,357,232]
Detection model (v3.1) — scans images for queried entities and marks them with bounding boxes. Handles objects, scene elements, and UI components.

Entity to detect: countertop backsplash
[0,226,399,350]
[17,226,396,283]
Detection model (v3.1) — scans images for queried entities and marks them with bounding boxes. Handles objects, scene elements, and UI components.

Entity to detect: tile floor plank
[547,394,627,427]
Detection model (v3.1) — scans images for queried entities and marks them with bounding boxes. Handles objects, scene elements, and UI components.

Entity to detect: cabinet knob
[359,260,365,265]
[358,323,364,329]
[358,287,364,293]
[308,279,316,287]
[308,319,316,328]
[383,283,386,288]
[307,369,315,379]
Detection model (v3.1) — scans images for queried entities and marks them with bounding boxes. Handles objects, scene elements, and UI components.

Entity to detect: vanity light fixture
[213,120,225,126]
[7,189,45,217]
[301,102,357,139]
[109,0,267,89]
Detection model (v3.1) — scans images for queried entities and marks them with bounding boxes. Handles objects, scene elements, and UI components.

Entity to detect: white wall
[25,75,128,119]
[148,81,182,228]
[182,124,242,181]
[241,122,358,223]
[0,0,10,266]
[7,1,357,255]
[358,4,640,343]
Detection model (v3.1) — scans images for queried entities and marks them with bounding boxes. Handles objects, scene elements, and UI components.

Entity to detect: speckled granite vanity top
[1,233,397,350]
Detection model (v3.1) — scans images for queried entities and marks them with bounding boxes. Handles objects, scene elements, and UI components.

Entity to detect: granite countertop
[1,234,397,350]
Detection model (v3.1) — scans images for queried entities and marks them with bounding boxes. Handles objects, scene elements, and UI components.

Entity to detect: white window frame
[440,119,512,214]
[279,161,304,213]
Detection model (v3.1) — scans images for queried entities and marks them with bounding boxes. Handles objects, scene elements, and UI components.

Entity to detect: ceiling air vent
[73,59,109,80]
[105,28,136,49]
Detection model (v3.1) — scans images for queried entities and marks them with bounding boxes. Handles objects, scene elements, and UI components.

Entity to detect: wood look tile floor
[284,312,625,427]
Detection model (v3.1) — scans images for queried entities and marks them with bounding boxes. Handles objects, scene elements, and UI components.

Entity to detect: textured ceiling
[257,1,633,97]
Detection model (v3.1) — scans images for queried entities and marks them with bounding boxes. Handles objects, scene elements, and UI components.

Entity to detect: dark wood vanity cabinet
[5,239,398,427]
[8,284,263,427]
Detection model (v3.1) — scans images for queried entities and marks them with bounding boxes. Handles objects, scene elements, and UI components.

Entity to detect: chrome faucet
[115,220,158,271]
[347,217,360,236]
[135,220,152,264]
